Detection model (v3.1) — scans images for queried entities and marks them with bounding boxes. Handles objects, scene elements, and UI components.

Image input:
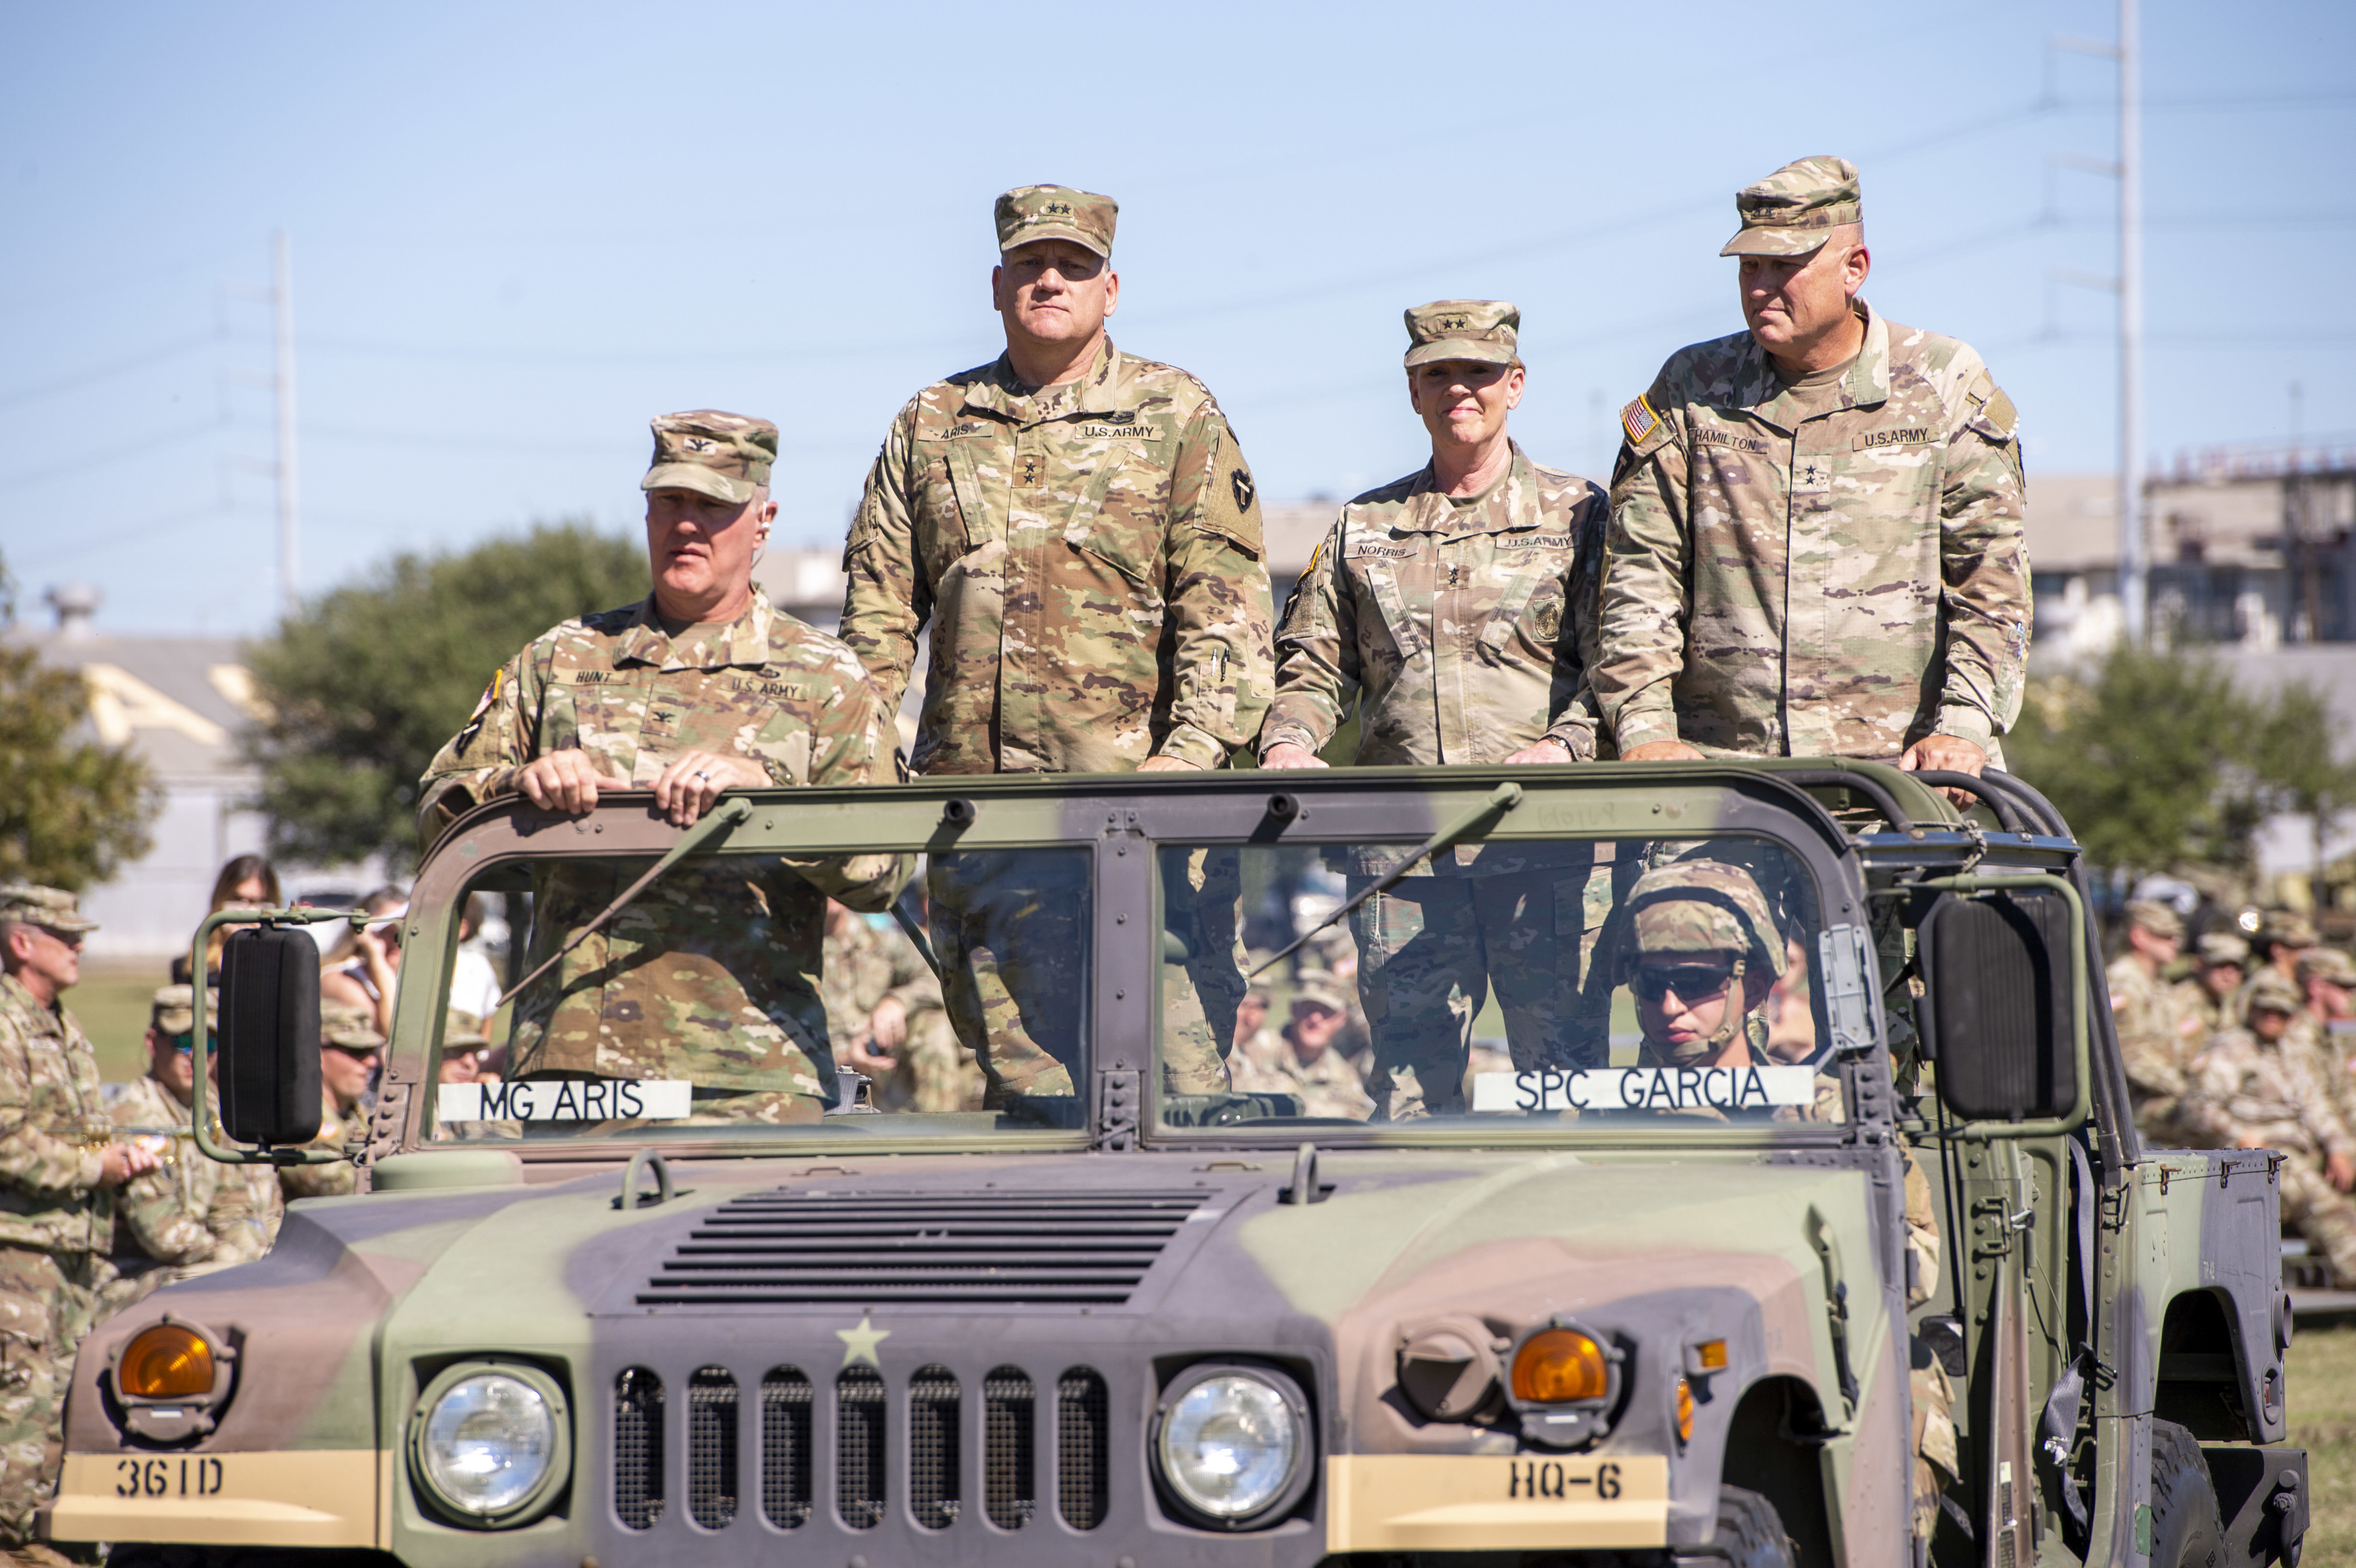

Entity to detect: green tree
[2246,680,2356,882]
[245,522,649,870]
[2010,643,2356,884]
[2006,642,2247,877]
[0,553,164,888]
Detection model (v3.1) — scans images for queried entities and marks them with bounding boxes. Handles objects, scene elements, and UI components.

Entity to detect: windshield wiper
[1248,782,1522,980]
[493,798,753,1010]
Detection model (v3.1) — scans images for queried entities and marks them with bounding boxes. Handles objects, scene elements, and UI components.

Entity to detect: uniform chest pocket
[1522,580,1565,645]
[1064,441,1172,587]
[1353,557,1428,660]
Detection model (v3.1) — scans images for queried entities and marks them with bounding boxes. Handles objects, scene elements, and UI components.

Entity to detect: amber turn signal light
[1510,1328,1611,1404]
[120,1323,214,1398]
[1675,1376,1695,1445]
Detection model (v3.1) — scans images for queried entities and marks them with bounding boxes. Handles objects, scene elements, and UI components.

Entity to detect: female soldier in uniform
[1259,301,1613,1118]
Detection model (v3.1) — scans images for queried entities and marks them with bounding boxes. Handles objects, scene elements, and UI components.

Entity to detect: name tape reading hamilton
[437,1078,693,1122]
[1471,1065,1818,1114]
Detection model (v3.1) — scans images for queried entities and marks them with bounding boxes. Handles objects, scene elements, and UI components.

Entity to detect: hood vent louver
[638,1190,1209,1307]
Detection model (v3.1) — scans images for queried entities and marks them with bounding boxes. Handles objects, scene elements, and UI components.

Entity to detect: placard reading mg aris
[437,1078,693,1122]
[1471,1066,1819,1114]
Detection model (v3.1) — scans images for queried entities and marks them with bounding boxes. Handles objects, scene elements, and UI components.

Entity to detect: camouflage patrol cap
[443,1010,492,1051]
[1291,970,1349,1015]
[2125,899,2184,942]
[994,185,1117,259]
[1403,300,1520,369]
[0,883,98,934]
[2247,969,2303,1017]
[1619,861,1788,978]
[151,984,198,1036]
[2195,931,2250,968]
[320,1001,386,1051]
[640,410,777,506]
[2258,909,2318,949]
[1720,155,1863,258]
[2297,947,2356,988]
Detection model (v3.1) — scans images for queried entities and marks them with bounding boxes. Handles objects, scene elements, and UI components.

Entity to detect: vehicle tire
[2149,1417,2225,1568]
[1675,1483,1797,1567]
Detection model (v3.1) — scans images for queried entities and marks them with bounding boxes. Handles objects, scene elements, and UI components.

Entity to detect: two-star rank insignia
[1229,469,1256,513]
[836,1313,890,1368]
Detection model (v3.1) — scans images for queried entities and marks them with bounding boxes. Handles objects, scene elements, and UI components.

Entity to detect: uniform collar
[1396,440,1542,536]
[1743,298,1890,430]
[612,586,780,672]
[0,970,62,1031]
[961,335,1126,423]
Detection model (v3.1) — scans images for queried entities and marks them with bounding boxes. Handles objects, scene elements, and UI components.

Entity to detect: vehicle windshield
[426,844,1087,1143]
[1157,831,1844,1135]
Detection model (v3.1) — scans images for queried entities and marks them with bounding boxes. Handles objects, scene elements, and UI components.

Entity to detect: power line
[0,504,227,575]
[0,332,216,410]
[0,416,227,496]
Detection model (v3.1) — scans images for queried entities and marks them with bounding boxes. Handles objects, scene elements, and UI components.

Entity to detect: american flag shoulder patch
[1620,394,1660,445]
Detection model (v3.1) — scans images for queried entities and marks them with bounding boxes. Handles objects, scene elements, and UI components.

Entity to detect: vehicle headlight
[1153,1364,1313,1528]
[409,1362,570,1527]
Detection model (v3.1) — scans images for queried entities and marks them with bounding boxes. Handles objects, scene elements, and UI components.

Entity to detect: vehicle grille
[639,1191,1208,1307]
[1057,1367,1109,1531]
[982,1367,1036,1530]
[613,1369,665,1530]
[686,1367,738,1529]
[908,1365,960,1529]
[612,1360,1109,1536]
[760,1368,812,1528]
[837,1367,886,1529]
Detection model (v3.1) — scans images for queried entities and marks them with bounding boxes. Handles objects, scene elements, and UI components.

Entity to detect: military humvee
[47,762,2308,1567]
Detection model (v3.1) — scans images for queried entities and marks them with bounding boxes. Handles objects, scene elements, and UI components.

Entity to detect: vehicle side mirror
[218,926,323,1146]
[1918,889,2076,1123]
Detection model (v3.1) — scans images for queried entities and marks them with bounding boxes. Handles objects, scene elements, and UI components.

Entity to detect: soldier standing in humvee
[1261,301,1614,1116]
[420,411,905,1124]
[1594,156,2030,803]
[839,186,1274,1103]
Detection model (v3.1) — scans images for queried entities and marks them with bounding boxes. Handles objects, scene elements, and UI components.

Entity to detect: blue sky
[2,0,2350,634]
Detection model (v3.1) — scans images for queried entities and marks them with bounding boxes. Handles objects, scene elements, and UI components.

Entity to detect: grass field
[2292,1318,2356,1566]
[73,963,172,1084]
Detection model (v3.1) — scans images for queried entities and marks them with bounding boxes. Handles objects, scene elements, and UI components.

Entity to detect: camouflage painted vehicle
[46,762,2308,1567]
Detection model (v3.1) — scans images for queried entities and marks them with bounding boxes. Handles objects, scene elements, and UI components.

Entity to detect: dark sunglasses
[1631,963,1737,1004]
[164,1033,195,1055]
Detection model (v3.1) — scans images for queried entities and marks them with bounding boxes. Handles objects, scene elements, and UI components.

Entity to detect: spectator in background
[282,1002,382,1202]
[2175,931,2248,1036]
[99,985,282,1313]
[171,853,281,985]
[447,895,504,1022]
[319,887,406,1037]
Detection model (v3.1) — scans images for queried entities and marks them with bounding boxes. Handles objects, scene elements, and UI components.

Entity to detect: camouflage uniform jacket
[820,915,945,1045]
[281,1089,360,1202]
[1228,1028,1373,1121]
[2110,956,2203,1129]
[840,336,1274,774]
[417,589,905,1096]
[0,973,111,1253]
[2171,978,2229,1036]
[2181,1028,2356,1160]
[1263,443,1606,768]
[106,1075,278,1280]
[1595,301,2030,760]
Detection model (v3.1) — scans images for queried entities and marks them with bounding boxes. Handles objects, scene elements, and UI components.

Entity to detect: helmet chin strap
[1643,956,1748,1068]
